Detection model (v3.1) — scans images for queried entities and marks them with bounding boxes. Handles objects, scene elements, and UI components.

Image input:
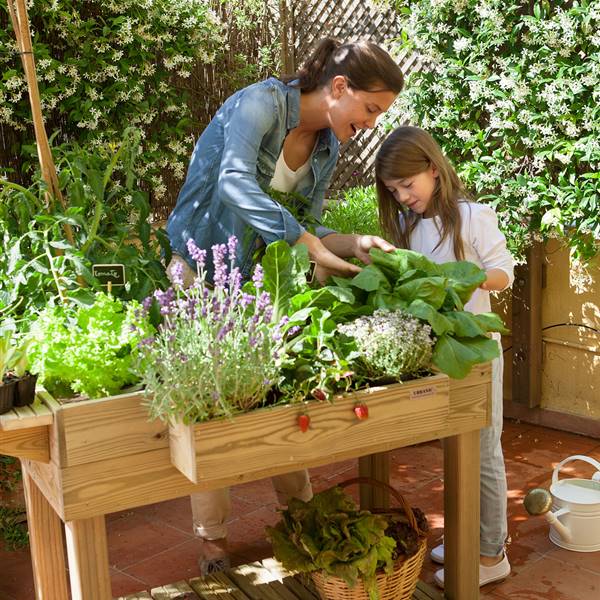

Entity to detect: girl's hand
[353,235,396,264]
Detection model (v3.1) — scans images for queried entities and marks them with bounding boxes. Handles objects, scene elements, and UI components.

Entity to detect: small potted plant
[0,331,18,414]
[11,339,38,408]
[266,477,428,600]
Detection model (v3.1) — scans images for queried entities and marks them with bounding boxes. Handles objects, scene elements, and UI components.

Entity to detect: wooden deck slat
[150,580,200,599]
[116,593,153,600]
[189,571,248,599]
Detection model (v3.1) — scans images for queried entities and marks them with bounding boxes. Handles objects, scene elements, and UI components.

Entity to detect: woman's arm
[320,233,395,263]
[481,268,510,291]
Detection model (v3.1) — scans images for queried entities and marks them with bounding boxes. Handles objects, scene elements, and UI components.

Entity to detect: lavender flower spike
[187,238,206,268]
[212,243,228,289]
[252,264,264,290]
[227,235,238,262]
[171,260,184,287]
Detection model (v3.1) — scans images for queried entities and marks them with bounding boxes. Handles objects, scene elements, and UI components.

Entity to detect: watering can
[524,455,600,552]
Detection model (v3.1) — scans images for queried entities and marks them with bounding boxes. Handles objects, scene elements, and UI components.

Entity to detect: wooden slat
[225,562,298,600]
[115,593,153,600]
[0,397,53,431]
[0,425,50,462]
[150,580,200,599]
[189,571,248,599]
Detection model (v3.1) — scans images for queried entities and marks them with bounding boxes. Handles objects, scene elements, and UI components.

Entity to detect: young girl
[375,126,514,588]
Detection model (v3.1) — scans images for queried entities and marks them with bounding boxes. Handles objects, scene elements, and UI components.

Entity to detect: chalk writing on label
[92,263,126,286]
[410,386,436,399]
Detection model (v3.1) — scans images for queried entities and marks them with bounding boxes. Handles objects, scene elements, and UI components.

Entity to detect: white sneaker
[430,543,444,564]
[433,553,511,588]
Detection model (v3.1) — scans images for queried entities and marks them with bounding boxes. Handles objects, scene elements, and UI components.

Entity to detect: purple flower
[211,390,220,402]
[187,238,206,268]
[240,292,254,308]
[139,336,155,347]
[171,260,184,287]
[288,325,301,336]
[212,243,228,289]
[256,291,271,312]
[228,267,242,293]
[142,296,153,313]
[252,264,264,290]
[227,235,238,262]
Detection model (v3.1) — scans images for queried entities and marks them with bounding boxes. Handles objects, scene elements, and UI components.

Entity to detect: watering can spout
[523,488,573,543]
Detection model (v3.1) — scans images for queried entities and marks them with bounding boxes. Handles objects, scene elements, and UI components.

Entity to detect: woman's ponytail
[282,38,404,95]
[283,38,341,92]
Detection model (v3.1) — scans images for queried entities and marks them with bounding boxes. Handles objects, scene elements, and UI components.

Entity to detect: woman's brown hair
[375,126,470,260]
[282,38,404,94]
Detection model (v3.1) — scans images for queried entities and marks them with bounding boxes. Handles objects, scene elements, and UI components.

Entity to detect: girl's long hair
[375,126,470,260]
[282,38,404,94]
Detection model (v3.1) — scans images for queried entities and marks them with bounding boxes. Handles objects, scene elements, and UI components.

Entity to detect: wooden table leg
[443,430,480,600]
[21,463,69,600]
[64,515,112,600]
[358,452,390,510]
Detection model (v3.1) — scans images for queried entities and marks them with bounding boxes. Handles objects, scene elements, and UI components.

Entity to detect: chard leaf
[432,334,500,379]
[261,241,310,320]
[350,264,391,292]
[474,312,509,334]
[394,276,448,309]
[438,261,487,304]
[443,311,487,337]
[370,248,441,278]
[407,299,454,336]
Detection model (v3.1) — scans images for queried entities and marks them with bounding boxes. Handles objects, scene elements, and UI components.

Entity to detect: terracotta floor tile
[109,567,148,597]
[390,441,444,490]
[0,547,36,600]
[106,511,191,569]
[544,546,600,576]
[487,554,600,599]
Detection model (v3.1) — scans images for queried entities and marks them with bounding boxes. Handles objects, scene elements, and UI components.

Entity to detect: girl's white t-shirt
[407,201,515,314]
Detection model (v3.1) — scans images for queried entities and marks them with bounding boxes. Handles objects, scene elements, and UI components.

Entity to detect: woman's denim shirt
[167,77,339,282]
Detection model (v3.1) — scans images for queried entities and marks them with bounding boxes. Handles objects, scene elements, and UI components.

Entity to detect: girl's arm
[471,205,515,291]
[481,268,510,291]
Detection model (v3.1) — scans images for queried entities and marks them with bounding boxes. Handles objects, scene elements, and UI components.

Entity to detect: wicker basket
[310,477,427,600]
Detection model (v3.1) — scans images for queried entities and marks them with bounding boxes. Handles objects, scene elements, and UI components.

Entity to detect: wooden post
[511,242,544,407]
[444,430,480,600]
[358,452,390,510]
[64,516,112,600]
[22,463,69,600]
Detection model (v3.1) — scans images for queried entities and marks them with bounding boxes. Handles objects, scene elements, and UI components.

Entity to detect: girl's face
[382,165,439,217]
[327,77,397,143]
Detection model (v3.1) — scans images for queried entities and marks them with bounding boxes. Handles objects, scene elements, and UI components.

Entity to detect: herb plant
[140,236,288,424]
[322,186,383,238]
[266,486,396,600]
[27,293,153,399]
[338,309,434,381]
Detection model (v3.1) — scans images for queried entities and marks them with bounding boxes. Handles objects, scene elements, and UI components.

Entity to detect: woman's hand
[353,235,396,264]
[295,232,361,280]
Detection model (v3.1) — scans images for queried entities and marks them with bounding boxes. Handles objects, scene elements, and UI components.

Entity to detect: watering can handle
[552,455,600,485]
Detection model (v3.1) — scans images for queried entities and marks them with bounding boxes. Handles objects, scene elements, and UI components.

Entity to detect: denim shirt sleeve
[217,84,305,245]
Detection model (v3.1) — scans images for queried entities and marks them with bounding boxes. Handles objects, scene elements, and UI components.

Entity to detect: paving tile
[106,511,191,570]
[486,554,600,599]
[0,547,36,600]
[109,567,148,598]
[544,546,600,576]
[390,441,443,491]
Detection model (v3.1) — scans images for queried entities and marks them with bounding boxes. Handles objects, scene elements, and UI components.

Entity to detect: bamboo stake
[7,0,75,247]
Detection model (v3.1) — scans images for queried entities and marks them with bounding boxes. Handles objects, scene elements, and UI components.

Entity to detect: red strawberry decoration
[312,388,327,401]
[354,404,369,420]
[298,413,310,433]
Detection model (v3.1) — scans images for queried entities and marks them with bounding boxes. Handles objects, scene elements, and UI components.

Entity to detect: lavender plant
[140,236,287,424]
[338,310,434,381]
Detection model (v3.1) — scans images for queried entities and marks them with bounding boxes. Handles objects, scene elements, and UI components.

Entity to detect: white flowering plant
[338,309,434,381]
[0,0,224,200]
[387,0,600,260]
[139,236,289,424]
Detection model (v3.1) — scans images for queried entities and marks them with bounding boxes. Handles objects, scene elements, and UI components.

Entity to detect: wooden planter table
[0,364,491,600]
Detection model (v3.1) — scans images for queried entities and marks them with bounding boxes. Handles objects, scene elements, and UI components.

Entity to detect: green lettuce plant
[266,486,396,600]
[27,292,153,399]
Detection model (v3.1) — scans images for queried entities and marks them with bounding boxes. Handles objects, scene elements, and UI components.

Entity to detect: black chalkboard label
[92,264,126,287]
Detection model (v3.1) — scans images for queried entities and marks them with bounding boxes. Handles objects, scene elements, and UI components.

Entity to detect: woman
[166,37,404,573]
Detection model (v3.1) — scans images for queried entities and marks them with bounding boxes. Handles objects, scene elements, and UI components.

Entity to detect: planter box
[169,372,455,484]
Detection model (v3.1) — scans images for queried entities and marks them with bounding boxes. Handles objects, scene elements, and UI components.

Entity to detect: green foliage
[0,0,224,199]
[388,0,600,260]
[342,249,505,378]
[322,186,383,237]
[0,128,170,316]
[266,486,396,600]
[0,506,28,551]
[27,292,154,399]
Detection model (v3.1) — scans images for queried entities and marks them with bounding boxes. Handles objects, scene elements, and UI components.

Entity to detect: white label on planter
[410,386,436,399]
